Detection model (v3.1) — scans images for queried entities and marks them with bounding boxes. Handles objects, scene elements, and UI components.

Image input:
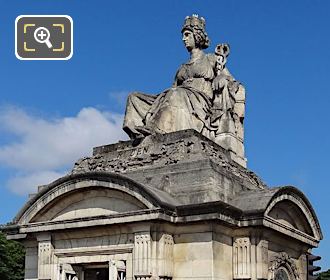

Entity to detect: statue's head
[182,14,210,50]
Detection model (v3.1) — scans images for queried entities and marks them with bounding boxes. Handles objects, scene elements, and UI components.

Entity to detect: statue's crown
[183,14,205,31]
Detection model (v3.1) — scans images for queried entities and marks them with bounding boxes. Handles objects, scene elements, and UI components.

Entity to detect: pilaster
[37,233,56,280]
[134,232,152,280]
[233,237,251,279]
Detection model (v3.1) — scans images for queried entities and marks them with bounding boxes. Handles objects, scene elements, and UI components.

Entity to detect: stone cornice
[9,204,319,246]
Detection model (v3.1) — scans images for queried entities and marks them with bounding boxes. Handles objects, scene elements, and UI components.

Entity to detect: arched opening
[275,267,291,280]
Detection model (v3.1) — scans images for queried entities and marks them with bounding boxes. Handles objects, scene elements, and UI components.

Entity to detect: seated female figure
[123,15,245,165]
[123,15,216,139]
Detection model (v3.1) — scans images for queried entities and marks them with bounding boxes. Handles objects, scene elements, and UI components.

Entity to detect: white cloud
[7,170,65,195]
[0,106,128,195]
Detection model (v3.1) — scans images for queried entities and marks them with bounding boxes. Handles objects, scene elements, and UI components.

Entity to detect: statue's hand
[212,75,227,91]
[145,112,152,123]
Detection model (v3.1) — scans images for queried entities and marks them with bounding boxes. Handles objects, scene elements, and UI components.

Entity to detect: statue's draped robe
[123,52,216,138]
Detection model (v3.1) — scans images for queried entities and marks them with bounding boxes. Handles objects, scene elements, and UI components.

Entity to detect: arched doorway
[274,267,291,280]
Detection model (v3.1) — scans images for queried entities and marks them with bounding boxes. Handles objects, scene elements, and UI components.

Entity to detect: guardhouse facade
[4,130,322,280]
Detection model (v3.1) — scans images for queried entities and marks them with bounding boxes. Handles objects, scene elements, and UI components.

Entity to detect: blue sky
[0,0,329,269]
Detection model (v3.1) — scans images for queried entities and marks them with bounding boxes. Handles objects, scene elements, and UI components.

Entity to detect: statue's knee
[127,93,135,100]
[127,93,138,104]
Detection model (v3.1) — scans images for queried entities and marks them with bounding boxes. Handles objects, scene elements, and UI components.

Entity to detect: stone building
[4,14,322,280]
[4,130,322,280]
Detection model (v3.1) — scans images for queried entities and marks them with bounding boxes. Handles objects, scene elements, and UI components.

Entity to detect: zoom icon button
[15,15,73,60]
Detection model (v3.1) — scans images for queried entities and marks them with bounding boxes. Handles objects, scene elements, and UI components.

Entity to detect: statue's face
[182,29,195,51]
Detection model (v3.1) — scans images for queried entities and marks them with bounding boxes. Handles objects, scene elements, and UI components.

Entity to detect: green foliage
[318,269,330,280]
[0,231,25,280]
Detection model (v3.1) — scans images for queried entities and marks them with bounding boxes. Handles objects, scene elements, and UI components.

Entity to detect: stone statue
[123,15,246,165]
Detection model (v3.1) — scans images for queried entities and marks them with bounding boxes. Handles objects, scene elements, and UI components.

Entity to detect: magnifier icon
[34,27,53,48]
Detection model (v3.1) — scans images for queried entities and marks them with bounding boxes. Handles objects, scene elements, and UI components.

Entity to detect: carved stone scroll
[268,252,300,280]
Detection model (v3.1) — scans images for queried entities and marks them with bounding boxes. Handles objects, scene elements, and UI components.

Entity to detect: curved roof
[230,186,323,240]
[14,171,181,224]
[12,172,322,245]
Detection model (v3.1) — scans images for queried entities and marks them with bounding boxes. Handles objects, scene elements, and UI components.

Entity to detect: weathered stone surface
[2,124,323,280]
[71,130,264,204]
[2,14,323,280]
[3,175,323,280]
[268,252,300,280]
[122,15,246,166]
